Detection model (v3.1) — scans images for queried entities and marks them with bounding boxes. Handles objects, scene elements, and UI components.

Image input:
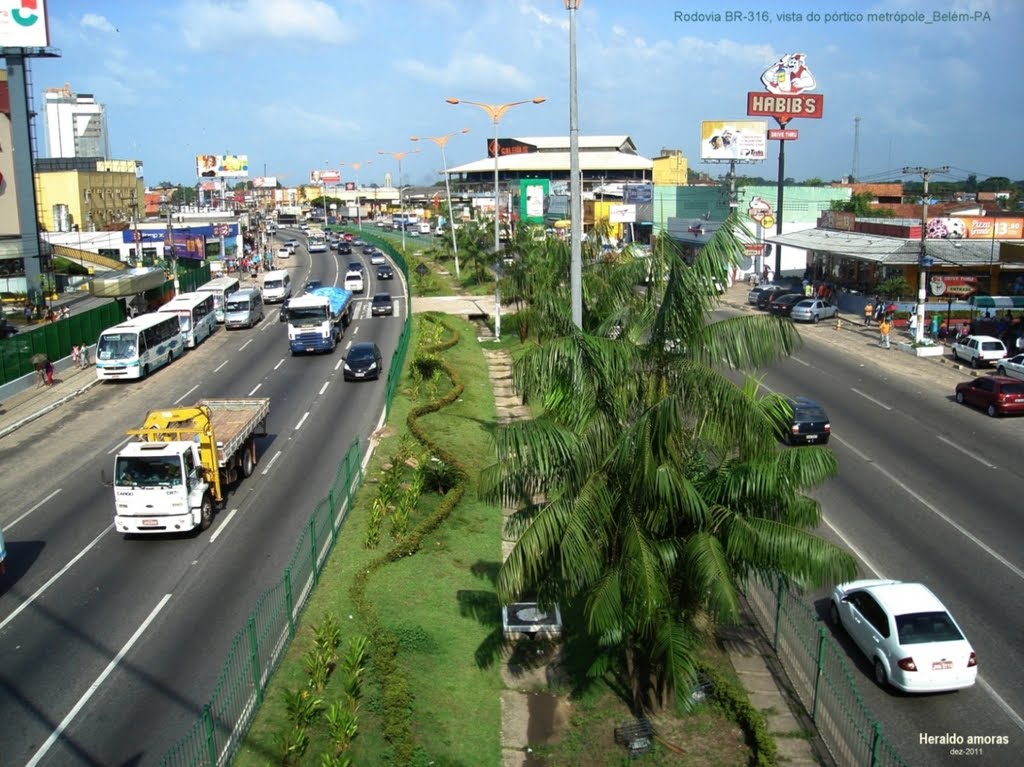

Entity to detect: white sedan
[369,251,387,266]
[829,580,976,693]
[995,353,1024,381]
[789,299,839,323]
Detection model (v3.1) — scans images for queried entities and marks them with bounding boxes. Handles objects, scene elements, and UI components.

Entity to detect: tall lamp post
[566,0,583,329]
[411,128,470,279]
[446,97,546,340]
[377,149,420,251]
[340,160,373,230]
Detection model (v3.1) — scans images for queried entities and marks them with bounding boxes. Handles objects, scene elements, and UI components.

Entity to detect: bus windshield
[97,333,138,360]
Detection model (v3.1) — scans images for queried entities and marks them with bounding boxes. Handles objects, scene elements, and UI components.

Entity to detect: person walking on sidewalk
[863,300,874,326]
[879,317,892,349]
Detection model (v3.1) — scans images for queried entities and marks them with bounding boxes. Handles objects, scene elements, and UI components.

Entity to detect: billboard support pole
[774,131,785,278]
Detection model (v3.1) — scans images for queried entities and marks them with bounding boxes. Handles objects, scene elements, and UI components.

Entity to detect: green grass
[235,314,503,767]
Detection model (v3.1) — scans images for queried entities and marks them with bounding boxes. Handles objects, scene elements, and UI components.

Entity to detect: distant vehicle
[747,284,782,305]
[223,288,264,329]
[995,354,1024,381]
[756,287,792,310]
[156,292,216,348]
[343,342,383,381]
[376,264,394,280]
[262,270,292,304]
[790,299,839,324]
[954,376,1024,417]
[767,293,805,317]
[276,247,292,262]
[343,270,365,294]
[337,243,352,255]
[307,232,327,253]
[279,299,290,322]
[95,313,186,381]
[951,335,1007,368]
[347,260,364,273]
[775,396,830,445]
[195,276,242,323]
[830,580,976,693]
[287,287,354,354]
[362,244,375,255]
[304,280,323,293]
[369,251,387,266]
[371,292,394,316]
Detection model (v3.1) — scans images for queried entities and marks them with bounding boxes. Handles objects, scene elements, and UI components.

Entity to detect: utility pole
[903,165,948,343]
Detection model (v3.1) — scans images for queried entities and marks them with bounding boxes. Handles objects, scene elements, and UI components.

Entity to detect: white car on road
[995,353,1024,381]
[343,270,365,294]
[829,579,976,693]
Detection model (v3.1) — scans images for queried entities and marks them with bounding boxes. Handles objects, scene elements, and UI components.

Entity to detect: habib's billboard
[747,53,824,126]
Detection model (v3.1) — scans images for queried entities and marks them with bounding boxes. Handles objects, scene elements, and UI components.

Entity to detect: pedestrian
[930,314,940,338]
[80,343,91,368]
[71,344,81,368]
[60,306,71,320]
[879,317,892,349]
[908,312,918,337]
[44,359,55,386]
[863,300,874,326]
[25,304,32,323]
[761,266,770,285]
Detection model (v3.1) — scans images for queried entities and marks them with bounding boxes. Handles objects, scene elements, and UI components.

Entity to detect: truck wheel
[242,441,256,477]
[198,494,214,531]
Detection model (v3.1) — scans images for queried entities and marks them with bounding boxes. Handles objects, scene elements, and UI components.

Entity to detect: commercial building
[34,157,144,233]
[43,83,111,160]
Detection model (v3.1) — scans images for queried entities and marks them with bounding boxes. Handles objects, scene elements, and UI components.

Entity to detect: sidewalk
[0,360,100,439]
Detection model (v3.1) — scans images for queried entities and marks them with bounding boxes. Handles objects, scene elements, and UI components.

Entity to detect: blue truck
[286,287,354,354]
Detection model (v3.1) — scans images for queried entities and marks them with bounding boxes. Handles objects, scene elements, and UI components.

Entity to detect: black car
[371,292,394,316]
[777,396,831,445]
[347,260,363,273]
[278,299,290,322]
[377,264,394,280]
[362,244,375,255]
[343,342,383,381]
[304,280,323,293]
[337,243,352,255]
[768,293,806,317]
[756,287,792,310]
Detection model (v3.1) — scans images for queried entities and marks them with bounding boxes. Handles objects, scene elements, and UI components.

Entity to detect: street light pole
[566,0,583,330]
[446,96,546,340]
[411,128,470,279]
[904,165,948,343]
[377,149,420,252]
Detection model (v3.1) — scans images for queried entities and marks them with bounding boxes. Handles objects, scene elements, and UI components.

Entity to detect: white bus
[307,232,327,253]
[157,292,217,348]
[196,276,241,323]
[95,313,186,381]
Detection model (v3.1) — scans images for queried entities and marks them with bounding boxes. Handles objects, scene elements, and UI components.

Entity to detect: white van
[224,288,265,329]
[262,270,292,303]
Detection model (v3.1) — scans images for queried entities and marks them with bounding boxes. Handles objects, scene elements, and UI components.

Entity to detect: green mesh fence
[745,578,910,767]
[159,273,412,766]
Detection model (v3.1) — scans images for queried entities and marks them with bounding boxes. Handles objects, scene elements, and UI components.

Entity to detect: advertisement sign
[748,53,824,124]
[622,184,653,205]
[0,0,50,47]
[928,275,978,298]
[345,182,356,191]
[196,154,249,178]
[310,170,341,184]
[252,176,278,188]
[768,129,799,140]
[700,120,767,161]
[488,138,538,158]
[122,223,238,244]
[608,204,635,224]
[519,179,549,223]
[164,232,206,261]
[926,216,1024,239]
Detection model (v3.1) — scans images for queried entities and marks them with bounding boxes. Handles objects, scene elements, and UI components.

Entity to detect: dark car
[377,263,394,280]
[756,287,793,310]
[347,260,363,274]
[0,318,17,339]
[371,292,394,317]
[777,396,831,445]
[362,244,375,255]
[278,299,290,322]
[343,342,383,381]
[337,243,352,255]
[304,280,323,293]
[954,376,1024,417]
[768,293,806,317]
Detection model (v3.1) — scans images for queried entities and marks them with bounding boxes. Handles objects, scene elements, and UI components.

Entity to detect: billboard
[519,179,549,223]
[488,138,538,158]
[252,176,278,188]
[0,0,50,47]
[926,216,1024,239]
[609,205,635,224]
[700,121,767,161]
[310,169,341,184]
[196,154,249,178]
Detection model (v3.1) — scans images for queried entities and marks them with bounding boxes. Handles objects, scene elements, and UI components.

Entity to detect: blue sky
[31,0,1024,189]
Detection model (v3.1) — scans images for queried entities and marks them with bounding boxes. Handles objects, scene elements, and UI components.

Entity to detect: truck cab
[114,442,211,533]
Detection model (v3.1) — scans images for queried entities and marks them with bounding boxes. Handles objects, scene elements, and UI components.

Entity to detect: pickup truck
[287,287,353,354]
[112,398,270,534]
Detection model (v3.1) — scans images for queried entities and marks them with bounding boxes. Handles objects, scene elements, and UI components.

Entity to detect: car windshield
[348,347,376,362]
[895,611,964,645]
[373,295,391,305]
[225,299,251,312]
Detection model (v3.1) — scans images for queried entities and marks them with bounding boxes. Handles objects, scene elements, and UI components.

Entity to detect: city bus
[195,276,241,323]
[307,232,327,253]
[94,313,186,381]
[157,292,217,348]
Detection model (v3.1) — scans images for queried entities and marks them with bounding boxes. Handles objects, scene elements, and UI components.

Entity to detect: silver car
[790,299,838,323]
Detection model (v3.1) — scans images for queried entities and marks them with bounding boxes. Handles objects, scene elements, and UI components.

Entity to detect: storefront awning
[970,295,1024,309]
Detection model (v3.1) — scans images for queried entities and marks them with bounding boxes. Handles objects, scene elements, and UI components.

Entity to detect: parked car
[756,287,793,310]
[829,579,977,693]
[951,335,1007,368]
[776,396,830,445]
[369,251,387,266]
[377,264,394,280]
[343,342,383,381]
[790,299,839,324]
[954,376,1024,417]
[995,354,1024,381]
[767,293,806,317]
[747,283,782,305]
[371,292,394,316]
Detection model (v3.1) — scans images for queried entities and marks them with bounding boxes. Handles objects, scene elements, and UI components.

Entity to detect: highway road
[0,231,407,766]
[745,317,1024,766]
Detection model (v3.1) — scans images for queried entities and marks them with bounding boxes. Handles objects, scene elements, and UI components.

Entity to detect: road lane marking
[107,436,132,455]
[214,360,229,373]
[261,450,282,475]
[822,516,885,579]
[174,384,199,405]
[274,358,285,370]
[849,388,893,411]
[4,489,61,531]
[977,677,1024,733]
[0,525,113,633]
[936,434,997,469]
[25,593,173,767]
[335,359,343,371]
[790,356,811,367]
[318,382,329,396]
[209,509,238,543]
[239,338,253,351]
[295,412,310,430]
[248,383,262,396]
[834,434,1024,580]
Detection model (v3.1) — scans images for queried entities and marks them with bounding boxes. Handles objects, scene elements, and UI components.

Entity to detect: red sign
[744,243,765,255]
[747,92,824,122]
[768,129,799,140]
[487,138,538,158]
[928,275,978,298]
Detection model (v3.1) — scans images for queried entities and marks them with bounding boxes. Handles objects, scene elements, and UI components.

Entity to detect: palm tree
[480,214,856,713]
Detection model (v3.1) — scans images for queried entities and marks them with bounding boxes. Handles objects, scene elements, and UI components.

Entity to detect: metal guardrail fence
[159,230,413,765]
[744,578,910,767]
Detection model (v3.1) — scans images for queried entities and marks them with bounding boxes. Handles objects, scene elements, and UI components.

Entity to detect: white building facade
[43,83,111,160]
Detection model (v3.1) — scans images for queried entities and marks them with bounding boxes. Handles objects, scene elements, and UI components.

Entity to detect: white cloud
[81,13,118,34]
[180,0,351,50]
[519,2,568,31]
[257,103,361,138]
[394,53,532,91]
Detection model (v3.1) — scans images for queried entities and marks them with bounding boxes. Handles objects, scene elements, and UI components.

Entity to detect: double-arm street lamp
[411,128,470,279]
[340,160,373,230]
[377,149,420,251]
[446,96,545,340]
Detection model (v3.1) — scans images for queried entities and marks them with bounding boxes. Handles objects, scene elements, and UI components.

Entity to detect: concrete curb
[0,375,102,440]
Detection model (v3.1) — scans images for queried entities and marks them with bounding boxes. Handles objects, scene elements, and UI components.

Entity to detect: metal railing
[744,577,909,767]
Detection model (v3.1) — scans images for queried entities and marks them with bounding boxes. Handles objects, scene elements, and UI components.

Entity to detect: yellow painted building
[34,158,144,232]
[652,150,688,186]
